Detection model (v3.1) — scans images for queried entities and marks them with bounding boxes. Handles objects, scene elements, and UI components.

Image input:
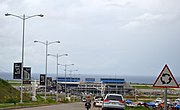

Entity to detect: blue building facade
[100,78,125,84]
[57,77,80,82]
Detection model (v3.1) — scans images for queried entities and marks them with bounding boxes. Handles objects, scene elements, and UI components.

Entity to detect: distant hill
[0,78,30,103]
[1,72,180,84]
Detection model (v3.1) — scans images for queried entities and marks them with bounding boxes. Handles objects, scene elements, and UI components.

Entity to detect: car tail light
[104,99,110,102]
[119,100,125,103]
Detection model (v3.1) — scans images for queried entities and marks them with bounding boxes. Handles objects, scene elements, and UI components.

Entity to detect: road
[14,102,102,110]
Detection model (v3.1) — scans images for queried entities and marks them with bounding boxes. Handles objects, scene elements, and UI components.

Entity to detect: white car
[94,99,103,107]
[93,96,103,107]
[102,94,125,110]
[82,97,86,102]
[155,98,162,106]
[155,98,162,102]
[174,98,180,106]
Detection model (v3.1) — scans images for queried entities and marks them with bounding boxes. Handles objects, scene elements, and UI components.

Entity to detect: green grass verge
[126,106,151,110]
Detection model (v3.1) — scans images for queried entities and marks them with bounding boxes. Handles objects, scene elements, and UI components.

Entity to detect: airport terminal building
[57,77,133,95]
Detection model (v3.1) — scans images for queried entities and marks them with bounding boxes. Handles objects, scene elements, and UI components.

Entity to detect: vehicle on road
[125,100,137,107]
[93,95,103,107]
[102,94,125,110]
[85,102,91,110]
[174,98,180,106]
[82,97,86,102]
[155,98,162,106]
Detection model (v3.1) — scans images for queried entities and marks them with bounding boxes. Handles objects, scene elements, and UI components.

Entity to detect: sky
[0,0,180,79]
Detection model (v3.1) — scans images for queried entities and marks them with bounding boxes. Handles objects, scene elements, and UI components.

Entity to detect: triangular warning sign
[153,64,179,88]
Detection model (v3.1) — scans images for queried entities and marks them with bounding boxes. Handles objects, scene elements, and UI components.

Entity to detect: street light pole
[58,64,74,97]
[67,70,78,82]
[5,13,43,103]
[34,40,60,101]
[48,53,68,102]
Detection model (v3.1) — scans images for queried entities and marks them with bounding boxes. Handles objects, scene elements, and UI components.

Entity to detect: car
[82,97,86,102]
[155,98,162,102]
[102,94,125,110]
[126,100,137,107]
[94,95,103,100]
[93,96,103,107]
[146,102,156,108]
[94,99,103,107]
[174,98,180,106]
[155,98,162,106]
[167,99,173,106]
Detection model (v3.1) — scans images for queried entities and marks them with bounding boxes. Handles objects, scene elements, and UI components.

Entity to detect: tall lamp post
[5,13,44,103]
[58,64,74,97]
[34,40,60,101]
[48,53,68,102]
[67,69,78,82]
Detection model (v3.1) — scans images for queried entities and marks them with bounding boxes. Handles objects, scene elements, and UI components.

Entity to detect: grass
[126,106,151,110]
[0,78,31,103]
[0,101,58,109]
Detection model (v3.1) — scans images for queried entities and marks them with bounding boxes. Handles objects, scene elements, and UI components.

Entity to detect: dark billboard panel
[47,77,52,87]
[13,62,22,79]
[23,67,31,84]
[40,74,46,85]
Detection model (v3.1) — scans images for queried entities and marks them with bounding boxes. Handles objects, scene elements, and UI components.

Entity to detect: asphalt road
[14,102,102,110]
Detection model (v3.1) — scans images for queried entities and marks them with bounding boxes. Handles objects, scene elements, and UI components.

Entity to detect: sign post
[164,88,167,110]
[153,64,179,110]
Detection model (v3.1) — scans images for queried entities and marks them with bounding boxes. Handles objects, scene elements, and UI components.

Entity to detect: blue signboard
[85,78,95,82]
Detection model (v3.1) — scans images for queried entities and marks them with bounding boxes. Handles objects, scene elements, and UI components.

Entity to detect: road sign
[153,64,179,88]
[23,67,31,84]
[13,62,22,79]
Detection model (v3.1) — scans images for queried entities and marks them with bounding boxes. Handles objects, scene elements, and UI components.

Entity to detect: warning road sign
[153,64,179,88]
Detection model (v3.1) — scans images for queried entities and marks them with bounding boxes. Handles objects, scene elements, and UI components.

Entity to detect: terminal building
[57,77,133,96]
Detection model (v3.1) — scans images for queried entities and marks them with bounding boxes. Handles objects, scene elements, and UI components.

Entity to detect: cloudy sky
[0,0,180,79]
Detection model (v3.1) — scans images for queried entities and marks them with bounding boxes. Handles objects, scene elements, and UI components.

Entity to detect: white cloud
[0,0,180,78]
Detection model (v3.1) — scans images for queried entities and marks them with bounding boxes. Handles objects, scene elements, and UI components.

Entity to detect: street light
[58,63,74,97]
[34,40,60,101]
[5,13,43,103]
[67,69,78,82]
[47,53,68,102]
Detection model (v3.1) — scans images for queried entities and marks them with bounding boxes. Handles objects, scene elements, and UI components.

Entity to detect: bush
[36,95,45,102]
[46,98,56,103]
[5,98,19,105]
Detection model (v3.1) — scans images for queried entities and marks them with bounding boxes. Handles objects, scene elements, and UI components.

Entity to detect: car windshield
[106,95,122,101]
[95,96,103,99]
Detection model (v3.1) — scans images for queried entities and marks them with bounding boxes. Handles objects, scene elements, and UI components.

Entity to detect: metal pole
[135,86,137,101]
[45,40,48,101]
[56,54,59,102]
[58,64,73,98]
[73,72,75,82]
[47,54,67,102]
[5,13,43,103]
[65,64,67,97]
[70,71,72,82]
[164,88,167,110]
[20,14,25,103]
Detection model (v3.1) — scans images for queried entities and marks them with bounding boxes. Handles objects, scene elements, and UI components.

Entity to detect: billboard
[47,77,52,87]
[13,62,22,79]
[40,74,46,85]
[23,67,31,84]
